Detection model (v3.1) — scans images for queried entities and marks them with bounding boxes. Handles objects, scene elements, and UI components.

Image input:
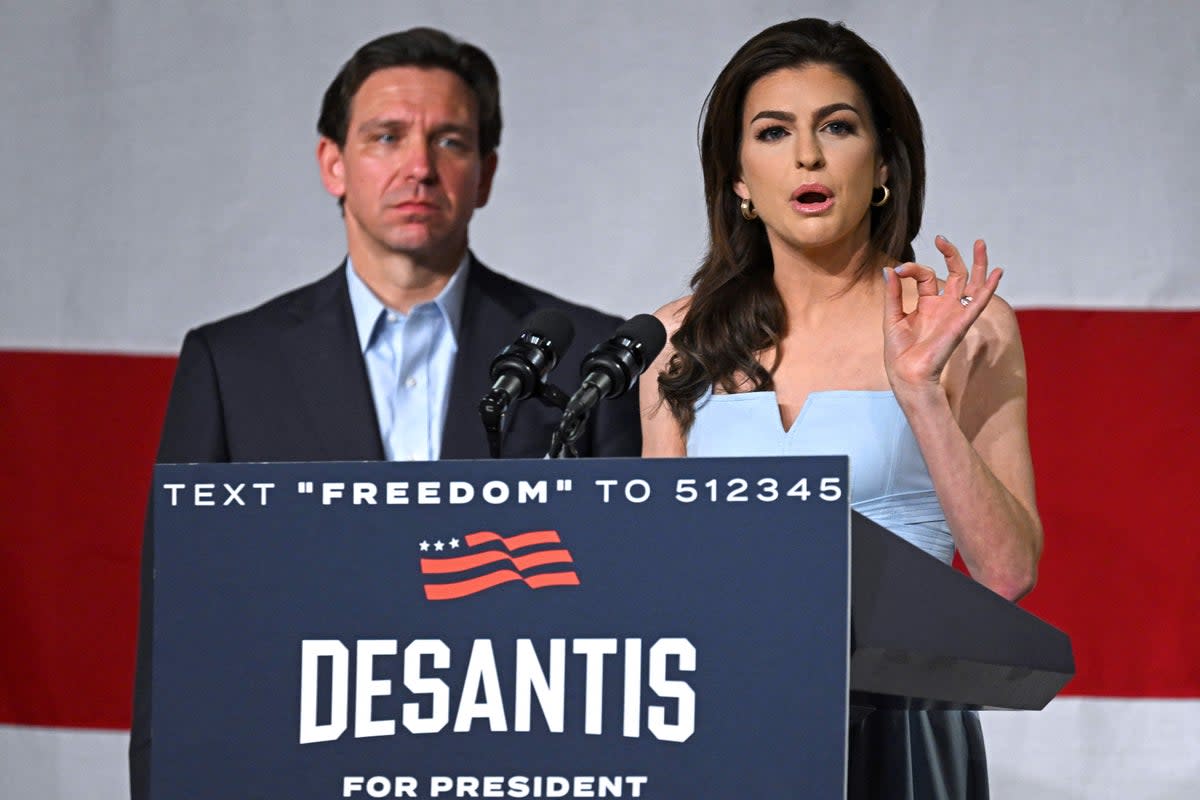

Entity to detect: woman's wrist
[890,377,950,417]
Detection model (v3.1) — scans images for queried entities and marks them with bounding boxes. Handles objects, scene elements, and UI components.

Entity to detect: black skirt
[848,709,989,800]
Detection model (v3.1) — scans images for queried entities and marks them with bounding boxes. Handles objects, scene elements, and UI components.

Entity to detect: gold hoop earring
[740,197,758,220]
[870,184,891,207]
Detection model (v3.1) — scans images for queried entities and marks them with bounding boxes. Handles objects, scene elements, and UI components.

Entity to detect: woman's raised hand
[882,236,1003,398]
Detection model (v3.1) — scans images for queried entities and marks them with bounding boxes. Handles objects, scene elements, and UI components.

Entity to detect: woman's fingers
[971,239,989,287]
[959,263,1004,324]
[964,266,1003,319]
[883,265,905,325]
[894,262,939,296]
[935,235,969,296]
[889,237,1005,328]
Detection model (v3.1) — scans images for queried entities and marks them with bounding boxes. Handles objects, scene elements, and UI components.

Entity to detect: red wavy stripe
[424,568,579,601]
[420,547,573,575]
[465,529,560,550]
[425,569,523,600]
[422,550,509,574]
[524,572,581,590]
[513,549,575,571]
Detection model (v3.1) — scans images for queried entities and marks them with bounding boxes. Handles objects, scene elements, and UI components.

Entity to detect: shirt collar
[344,251,471,353]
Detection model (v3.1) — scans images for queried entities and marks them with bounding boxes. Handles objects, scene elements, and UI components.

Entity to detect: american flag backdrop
[1,2,1197,798]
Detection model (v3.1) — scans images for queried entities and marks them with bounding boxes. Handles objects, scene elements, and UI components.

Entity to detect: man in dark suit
[129,28,640,799]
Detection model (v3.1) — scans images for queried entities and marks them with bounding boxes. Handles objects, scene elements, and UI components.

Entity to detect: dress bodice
[688,388,987,798]
[688,389,954,564]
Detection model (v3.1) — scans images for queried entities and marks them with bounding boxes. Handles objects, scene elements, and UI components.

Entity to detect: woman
[640,18,1042,799]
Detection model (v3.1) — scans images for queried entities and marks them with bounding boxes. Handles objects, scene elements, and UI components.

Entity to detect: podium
[848,513,1073,716]
[148,457,1072,799]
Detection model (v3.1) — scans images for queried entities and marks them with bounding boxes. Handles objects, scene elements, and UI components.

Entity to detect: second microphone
[554,314,668,454]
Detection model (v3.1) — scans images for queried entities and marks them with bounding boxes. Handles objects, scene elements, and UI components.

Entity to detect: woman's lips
[791,184,834,214]
[791,195,834,214]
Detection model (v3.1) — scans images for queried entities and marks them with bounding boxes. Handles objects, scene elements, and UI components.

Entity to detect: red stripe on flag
[423,568,579,601]
[420,547,574,574]
[422,551,506,575]
[0,350,175,729]
[465,530,561,549]
[425,569,525,600]
[1016,310,1200,698]
[512,549,575,571]
[421,549,513,574]
[524,572,581,590]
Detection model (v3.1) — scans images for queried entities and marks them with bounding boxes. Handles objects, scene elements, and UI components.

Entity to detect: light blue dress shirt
[345,255,469,461]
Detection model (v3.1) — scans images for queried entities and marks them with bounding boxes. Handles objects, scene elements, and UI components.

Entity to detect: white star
[448,537,461,549]
[419,540,430,552]
[434,540,445,551]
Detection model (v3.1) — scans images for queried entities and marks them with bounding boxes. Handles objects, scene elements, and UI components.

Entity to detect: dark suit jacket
[129,257,641,798]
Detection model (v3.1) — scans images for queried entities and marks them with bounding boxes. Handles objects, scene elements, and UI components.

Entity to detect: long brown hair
[661,18,925,430]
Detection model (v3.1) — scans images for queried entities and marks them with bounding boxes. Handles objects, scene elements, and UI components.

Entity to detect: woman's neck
[769,235,886,323]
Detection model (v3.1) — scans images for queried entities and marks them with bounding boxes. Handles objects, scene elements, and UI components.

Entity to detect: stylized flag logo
[419,529,580,601]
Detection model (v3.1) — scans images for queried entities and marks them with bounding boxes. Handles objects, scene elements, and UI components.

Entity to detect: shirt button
[410,451,422,461]
[405,377,418,388]
[386,313,399,323]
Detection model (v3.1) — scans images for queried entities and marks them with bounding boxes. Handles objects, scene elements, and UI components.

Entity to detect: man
[129,28,640,798]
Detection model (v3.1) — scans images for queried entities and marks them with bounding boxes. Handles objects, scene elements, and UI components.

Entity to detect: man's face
[318,66,497,267]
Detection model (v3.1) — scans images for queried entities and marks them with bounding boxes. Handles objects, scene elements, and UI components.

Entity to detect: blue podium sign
[151,457,850,799]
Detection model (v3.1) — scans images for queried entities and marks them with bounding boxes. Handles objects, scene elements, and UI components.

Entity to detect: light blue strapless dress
[689,389,989,800]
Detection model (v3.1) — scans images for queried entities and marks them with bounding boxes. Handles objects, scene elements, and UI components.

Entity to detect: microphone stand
[479,381,570,459]
[547,413,584,459]
[548,384,601,459]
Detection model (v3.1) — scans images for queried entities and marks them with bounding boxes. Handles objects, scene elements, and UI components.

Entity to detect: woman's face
[734,64,887,259]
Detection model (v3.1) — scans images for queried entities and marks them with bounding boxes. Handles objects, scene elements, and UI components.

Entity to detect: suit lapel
[279,265,385,461]
[270,258,539,462]
[441,258,538,459]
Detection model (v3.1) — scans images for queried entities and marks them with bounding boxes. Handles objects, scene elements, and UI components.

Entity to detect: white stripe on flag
[4,701,1199,798]
[0,724,129,800]
[985,697,1200,799]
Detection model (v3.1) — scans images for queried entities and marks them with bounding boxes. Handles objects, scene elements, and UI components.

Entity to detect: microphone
[478,309,575,448]
[554,314,667,452]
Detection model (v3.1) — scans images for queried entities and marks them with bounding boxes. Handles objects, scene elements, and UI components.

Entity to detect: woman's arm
[883,237,1042,600]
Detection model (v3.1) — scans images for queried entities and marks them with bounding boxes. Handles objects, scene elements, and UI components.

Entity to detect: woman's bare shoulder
[946,290,1027,420]
[965,291,1022,355]
[652,296,692,338]
[640,296,692,457]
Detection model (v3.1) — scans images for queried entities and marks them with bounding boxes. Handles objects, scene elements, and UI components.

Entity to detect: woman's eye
[823,120,856,135]
[755,125,788,142]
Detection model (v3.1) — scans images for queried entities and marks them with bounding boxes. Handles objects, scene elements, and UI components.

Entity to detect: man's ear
[475,150,499,208]
[316,137,346,200]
